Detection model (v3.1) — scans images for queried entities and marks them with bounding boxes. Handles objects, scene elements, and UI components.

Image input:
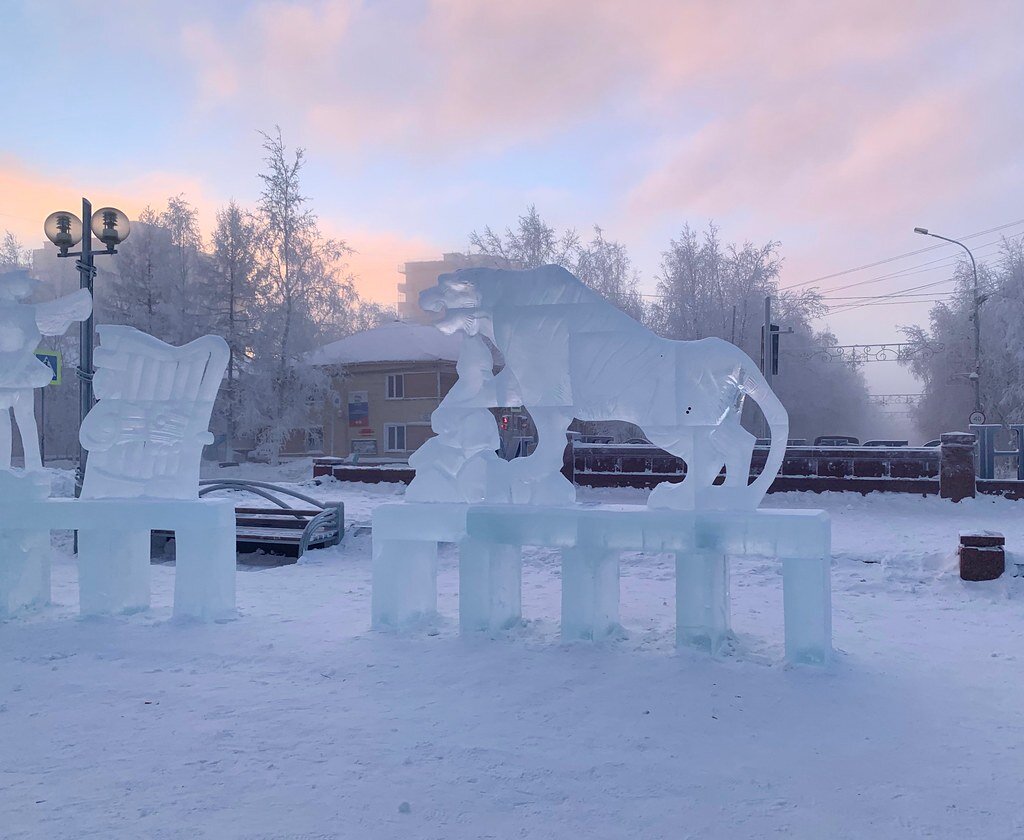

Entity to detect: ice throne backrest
[79,326,230,500]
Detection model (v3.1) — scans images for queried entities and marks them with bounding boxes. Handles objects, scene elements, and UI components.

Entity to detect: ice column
[77,529,152,615]
[371,539,438,628]
[560,547,620,640]
[782,556,832,665]
[459,538,522,633]
[173,501,237,621]
[675,552,730,653]
[0,471,51,617]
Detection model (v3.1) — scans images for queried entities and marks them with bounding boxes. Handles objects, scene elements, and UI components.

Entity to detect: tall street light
[44,198,131,496]
[913,226,985,425]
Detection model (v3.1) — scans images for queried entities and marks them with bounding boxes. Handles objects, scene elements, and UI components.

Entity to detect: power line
[779,218,1024,291]
[826,297,955,316]
[808,231,1024,297]
[822,276,961,305]
[823,290,960,301]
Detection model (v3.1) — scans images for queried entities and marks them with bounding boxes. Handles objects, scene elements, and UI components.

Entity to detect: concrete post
[940,432,976,502]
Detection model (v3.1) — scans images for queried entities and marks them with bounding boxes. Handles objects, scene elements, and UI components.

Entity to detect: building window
[305,426,324,453]
[386,373,405,399]
[385,424,406,452]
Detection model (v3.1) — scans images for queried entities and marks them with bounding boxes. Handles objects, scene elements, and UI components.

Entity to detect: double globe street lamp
[43,199,131,495]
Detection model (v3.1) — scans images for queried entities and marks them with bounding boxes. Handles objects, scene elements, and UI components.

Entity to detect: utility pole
[761,296,774,440]
[760,295,793,439]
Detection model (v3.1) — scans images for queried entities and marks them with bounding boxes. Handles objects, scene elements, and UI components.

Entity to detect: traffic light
[500,414,510,431]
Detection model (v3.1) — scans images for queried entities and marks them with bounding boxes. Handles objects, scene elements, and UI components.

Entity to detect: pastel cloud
[0,156,220,249]
[337,227,439,305]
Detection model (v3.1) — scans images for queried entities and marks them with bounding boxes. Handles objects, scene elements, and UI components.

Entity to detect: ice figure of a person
[0,270,92,472]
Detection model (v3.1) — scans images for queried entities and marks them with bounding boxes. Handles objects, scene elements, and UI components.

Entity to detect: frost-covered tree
[573,226,645,323]
[469,205,579,270]
[102,207,178,338]
[903,238,1024,436]
[470,207,645,322]
[1,230,29,269]
[205,201,261,458]
[652,224,874,440]
[160,195,204,344]
[240,127,358,461]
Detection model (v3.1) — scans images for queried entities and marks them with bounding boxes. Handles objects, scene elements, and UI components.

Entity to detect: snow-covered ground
[3,462,1024,839]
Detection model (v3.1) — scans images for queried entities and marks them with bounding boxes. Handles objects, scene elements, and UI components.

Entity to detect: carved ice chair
[75,326,236,618]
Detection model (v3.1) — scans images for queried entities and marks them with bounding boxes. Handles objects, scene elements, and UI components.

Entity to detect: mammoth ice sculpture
[419,265,789,511]
[0,269,92,472]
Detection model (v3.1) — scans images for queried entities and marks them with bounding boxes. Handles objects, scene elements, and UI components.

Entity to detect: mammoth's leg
[690,427,727,487]
[711,419,756,488]
[646,427,697,510]
[13,392,42,472]
[508,406,575,504]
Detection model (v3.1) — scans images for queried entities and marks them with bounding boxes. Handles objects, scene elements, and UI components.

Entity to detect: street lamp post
[44,198,130,496]
[913,226,985,425]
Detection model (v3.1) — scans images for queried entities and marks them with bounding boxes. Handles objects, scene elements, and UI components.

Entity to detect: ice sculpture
[73,325,236,618]
[372,266,831,665]
[0,269,92,472]
[0,321,236,621]
[80,326,228,500]
[406,334,511,504]
[420,265,788,510]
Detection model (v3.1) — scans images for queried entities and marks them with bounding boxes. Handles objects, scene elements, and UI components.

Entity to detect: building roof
[306,320,461,366]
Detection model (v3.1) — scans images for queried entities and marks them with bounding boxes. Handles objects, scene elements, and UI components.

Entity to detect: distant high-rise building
[397,252,503,323]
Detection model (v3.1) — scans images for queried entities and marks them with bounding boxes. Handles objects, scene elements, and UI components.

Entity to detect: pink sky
[2,1,1022,391]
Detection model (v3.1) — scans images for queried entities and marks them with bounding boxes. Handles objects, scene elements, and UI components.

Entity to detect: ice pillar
[459,538,522,633]
[560,547,619,640]
[0,528,50,618]
[371,539,438,628]
[675,552,730,653]
[782,556,832,665]
[77,529,151,615]
[173,503,237,621]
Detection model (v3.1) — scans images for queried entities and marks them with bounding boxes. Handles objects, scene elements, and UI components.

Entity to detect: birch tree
[242,126,356,460]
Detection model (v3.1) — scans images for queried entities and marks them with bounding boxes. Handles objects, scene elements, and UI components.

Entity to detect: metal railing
[197,479,344,553]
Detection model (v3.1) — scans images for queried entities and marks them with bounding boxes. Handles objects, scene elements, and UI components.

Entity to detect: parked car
[923,439,941,447]
[813,435,860,447]
[862,440,909,447]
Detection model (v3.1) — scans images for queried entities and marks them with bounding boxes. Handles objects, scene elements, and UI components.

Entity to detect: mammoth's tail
[741,366,789,502]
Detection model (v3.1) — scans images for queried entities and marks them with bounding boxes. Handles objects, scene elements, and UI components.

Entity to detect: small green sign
[35,350,61,385]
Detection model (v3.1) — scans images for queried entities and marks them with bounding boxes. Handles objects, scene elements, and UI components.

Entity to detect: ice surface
[0,269,92,472]
[419,265,789,511]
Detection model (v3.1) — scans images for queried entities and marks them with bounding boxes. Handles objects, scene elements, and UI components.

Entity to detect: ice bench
[371,503,832,665]
[0,491,235,620]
